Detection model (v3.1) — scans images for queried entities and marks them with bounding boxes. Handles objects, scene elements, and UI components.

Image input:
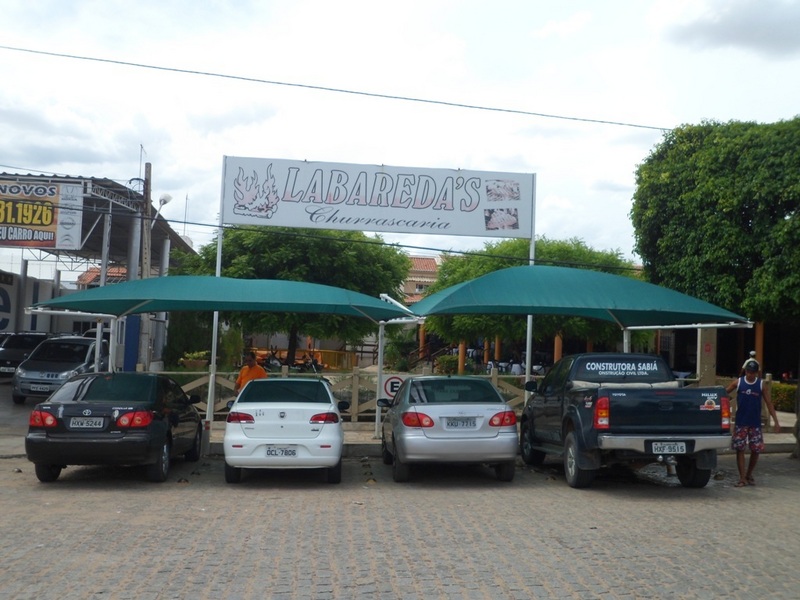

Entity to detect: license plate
[31,384,51,392]
[0,366,15,373]
[266,446,297,457]
[651,441,686,454]
[446,417,477,428]
[70,417,105,429]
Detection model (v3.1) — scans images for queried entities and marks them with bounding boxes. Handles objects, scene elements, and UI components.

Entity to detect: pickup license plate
[266,446,296,457]
[70,417,105,429]
[651,441,687,454]
[31,384,51,392]
[446,417,477,429]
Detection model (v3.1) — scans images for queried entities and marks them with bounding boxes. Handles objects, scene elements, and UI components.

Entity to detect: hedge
[771,383,797,413]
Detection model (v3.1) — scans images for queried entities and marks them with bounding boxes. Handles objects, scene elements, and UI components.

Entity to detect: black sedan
[25,372,203,483]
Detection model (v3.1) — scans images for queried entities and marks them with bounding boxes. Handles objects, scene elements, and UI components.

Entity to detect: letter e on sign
[384,375,407,398]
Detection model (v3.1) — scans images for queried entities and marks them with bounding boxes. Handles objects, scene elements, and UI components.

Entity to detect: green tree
[423,237,637,352]
[630,118,800,322]
[631,119,800,448]
[173,227,410,365]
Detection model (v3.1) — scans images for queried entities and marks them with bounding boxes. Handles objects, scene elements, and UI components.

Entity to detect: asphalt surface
[1,382,799,599]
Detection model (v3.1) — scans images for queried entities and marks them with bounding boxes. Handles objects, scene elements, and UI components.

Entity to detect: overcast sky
[1,0,799,279]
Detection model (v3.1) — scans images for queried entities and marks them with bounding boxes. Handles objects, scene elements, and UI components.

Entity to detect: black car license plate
[70,417,105,429]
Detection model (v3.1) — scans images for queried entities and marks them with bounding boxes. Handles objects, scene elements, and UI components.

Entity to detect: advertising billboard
[0,180,84,250]
[221,157,535,238]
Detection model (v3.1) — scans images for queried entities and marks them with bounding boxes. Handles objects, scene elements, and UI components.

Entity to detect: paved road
[2,383,799,599]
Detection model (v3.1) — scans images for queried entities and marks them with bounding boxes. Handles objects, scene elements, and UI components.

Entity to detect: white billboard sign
[221,157,535,238]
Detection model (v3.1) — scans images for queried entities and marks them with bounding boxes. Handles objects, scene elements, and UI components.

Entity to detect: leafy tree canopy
[422,237,636,347]
[630,118,800,322]
[172,226,410,363]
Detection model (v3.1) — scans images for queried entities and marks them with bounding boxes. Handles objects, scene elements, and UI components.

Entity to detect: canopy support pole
[374,320,386,439]
[204,158,227,456]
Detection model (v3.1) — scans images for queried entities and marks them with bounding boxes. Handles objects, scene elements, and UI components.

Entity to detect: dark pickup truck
[519,353,731,488]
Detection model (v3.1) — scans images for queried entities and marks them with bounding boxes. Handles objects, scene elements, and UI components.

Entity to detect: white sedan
[223,378,349,484]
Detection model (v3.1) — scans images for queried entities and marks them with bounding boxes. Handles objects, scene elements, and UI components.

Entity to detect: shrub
[435,355,459,374]
[770,382,797,413]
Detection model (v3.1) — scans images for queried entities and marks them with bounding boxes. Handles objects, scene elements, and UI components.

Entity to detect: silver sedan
[378,375,518,482]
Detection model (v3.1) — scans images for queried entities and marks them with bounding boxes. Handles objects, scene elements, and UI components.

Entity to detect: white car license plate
[266,446,297,457]
[31,384,51,392]
[70,417,105,429]
[446,417,477,428]
[651,442,686,454]
[0,366,15,373]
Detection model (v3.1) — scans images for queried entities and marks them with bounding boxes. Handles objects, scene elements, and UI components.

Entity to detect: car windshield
[30,342,90,362]
[49,374,157,403]
[3,335,43,349]
[408,379,502,404]
[238,380,330,403]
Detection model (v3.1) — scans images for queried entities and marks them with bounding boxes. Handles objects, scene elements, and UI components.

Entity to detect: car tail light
[721,396,731,430]
[226,411,255,424]
[593,396,610,429]
[401,411,434,428]
[116,411,154,428]
[29,410,58,428]
[310,412,340,424]
[489,411,517,427]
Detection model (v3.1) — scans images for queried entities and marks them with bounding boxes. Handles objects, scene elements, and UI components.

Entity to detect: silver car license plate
[651,441,686,454]
[446,417,476,428]
[31,384,51,392]
[70,417,105,429]
[266,446,297,457]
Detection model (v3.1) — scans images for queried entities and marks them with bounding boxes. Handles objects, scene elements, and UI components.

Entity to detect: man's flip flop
[747,477,756,485]
[734,480,747,487]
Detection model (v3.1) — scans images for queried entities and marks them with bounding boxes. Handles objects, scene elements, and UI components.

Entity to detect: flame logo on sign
[232,164,280,219]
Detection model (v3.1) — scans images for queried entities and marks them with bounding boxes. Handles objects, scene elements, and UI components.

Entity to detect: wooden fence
[168,366,531,422]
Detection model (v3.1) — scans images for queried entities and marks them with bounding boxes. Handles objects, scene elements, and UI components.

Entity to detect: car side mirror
[337,400,351,412]
[376,397,392,408]
[189,394,202,405]
[524,380,538,393]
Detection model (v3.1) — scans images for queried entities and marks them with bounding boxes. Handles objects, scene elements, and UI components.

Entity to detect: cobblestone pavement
[1,450,798,600]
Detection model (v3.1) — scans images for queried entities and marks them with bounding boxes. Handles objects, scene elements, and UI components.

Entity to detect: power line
[0,44,671,132]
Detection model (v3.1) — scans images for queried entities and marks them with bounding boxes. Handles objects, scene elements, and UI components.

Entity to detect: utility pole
[138,162,152,370]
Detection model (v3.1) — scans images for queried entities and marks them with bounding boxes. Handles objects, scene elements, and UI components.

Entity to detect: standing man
[234,351,268,395]
[726,360,780,487]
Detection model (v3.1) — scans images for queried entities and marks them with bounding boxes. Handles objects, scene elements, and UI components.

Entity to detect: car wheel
[519,422,546,466]
[495,461,516,482]
[563,431,595,489]
[146,438,171,482]
[35,463,62,483]
[224,462,242,484]
[12,394,26,405]
[184,426,202,462]
[326,459,342,484]
[381,436,393,465]
[675,457,711,488]
[392,446,410,483]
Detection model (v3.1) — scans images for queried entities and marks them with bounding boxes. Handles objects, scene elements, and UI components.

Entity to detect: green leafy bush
[771,382,797,412]
[435,354,459,374]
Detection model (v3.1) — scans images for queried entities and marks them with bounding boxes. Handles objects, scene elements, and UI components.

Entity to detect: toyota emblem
[82,409,92,416]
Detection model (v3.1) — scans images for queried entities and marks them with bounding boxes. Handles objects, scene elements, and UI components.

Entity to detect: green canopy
[411,265,749,328]
[35,275,411,322]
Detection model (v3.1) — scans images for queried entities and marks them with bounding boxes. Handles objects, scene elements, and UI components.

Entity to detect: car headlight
[60,370,79,381]
[14,367,27,378]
